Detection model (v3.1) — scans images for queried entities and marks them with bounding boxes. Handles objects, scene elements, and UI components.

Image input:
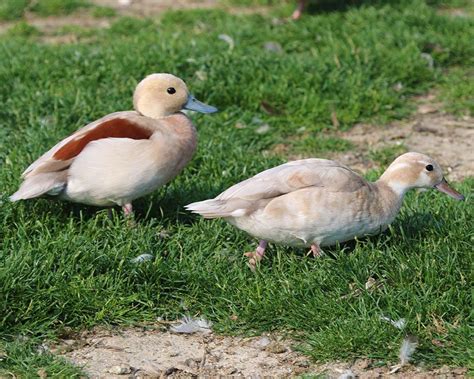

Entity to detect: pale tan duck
[186,152,464,268]
[10,73,217,215]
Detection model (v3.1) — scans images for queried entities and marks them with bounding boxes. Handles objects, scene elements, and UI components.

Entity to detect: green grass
[439,67,474,116]
[91,6,117,18]
[5,21,40,38]
[368,145,408,166]
[0,0,30,21]
[0,0,473,376]
[31,0,90,17]
[0,0,92,21]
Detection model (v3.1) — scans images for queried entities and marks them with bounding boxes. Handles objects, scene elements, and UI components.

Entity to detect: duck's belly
[228,188,394,247]
[228,211,384,247]
[63,138,192,206]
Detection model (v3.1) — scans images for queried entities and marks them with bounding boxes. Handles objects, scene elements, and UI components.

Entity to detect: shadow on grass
[305,0,402,14]
[303,0,458,15]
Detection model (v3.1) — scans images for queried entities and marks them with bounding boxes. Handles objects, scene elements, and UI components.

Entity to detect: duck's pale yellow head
[133,73,217,119]
[379,152,464,200]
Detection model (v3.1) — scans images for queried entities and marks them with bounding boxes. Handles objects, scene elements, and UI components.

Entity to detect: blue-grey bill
[184,94,218,114]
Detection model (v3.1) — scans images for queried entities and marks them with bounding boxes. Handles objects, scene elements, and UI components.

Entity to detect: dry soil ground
[332,94,474,181]
[57,326,468,378]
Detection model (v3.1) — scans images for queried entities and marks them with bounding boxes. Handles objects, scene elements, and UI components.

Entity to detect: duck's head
[379,152,464,200]
[133,73,217,119]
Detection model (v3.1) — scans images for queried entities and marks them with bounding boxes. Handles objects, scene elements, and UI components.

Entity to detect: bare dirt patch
[57,326,468,378]
[273,94,473,181]
[0,0,270,43]
[59,327,314,378]
[333,97,473,181]
[93,0,219,17]
[92,0,269,17]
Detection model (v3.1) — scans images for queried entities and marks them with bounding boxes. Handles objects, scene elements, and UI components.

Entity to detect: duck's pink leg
[122,203,133,217]
[309,243,323,258]
[244,240,268,270]
[292,0,307,20]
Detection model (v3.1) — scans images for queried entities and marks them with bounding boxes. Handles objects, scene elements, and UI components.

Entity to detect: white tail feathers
[10,173,66,201]
[185,199,248,219]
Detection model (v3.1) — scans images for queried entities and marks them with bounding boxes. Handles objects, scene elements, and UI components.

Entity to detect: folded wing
[186,159,367,218]
[11,112,153,201]
[22,111,152,178]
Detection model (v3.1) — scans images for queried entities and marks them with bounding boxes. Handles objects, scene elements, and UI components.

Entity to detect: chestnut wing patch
[53,118,153,161]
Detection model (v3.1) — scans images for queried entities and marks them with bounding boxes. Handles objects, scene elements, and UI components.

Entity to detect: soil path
[331,95,473,181]
[59,326,468,378]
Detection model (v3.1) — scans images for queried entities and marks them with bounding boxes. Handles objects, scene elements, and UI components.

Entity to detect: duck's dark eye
[167,87,176,95]
[426,164,434,171]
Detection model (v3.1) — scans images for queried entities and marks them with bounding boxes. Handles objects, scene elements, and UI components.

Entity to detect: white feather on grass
[170,315,212,334]
[130,254,154,264]
[380,315,406,330]
[337,369,355,379]
[218,34,234,50]
[399,335,418,365]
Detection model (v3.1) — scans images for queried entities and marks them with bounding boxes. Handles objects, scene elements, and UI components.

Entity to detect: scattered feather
[399,335,418,366]
[263,41,283,53]
[337,369,355,379]
[255,336,271,349]
[256,124,271,134]
[389,364,402,374]
[170,315,212,334]
[157,229,170,239]
[393,82,404,92]
[420,53,434,70]
[218,34,234,50]
[380,315,406,330]
[36,343,49,355]
[235,122,247,129]
[194,70,207,81]
[130,254,154,264]
[364,276,377,289]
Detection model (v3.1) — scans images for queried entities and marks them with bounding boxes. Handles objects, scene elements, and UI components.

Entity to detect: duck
[186,152,464,268]
[10,73,217,216]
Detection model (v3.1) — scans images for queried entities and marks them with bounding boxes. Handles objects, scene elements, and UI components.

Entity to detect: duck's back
[218,158,366,201]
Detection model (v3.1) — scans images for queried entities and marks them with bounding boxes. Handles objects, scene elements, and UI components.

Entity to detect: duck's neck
[377,165,414,198]
[153,112,197,147]
[371,179,406,224]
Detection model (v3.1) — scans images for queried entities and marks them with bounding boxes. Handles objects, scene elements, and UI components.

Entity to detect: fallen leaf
[261,100,282,115]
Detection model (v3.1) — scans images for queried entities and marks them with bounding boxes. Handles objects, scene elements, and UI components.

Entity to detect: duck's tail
[10,172,66,201]
[185,198,250,219]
